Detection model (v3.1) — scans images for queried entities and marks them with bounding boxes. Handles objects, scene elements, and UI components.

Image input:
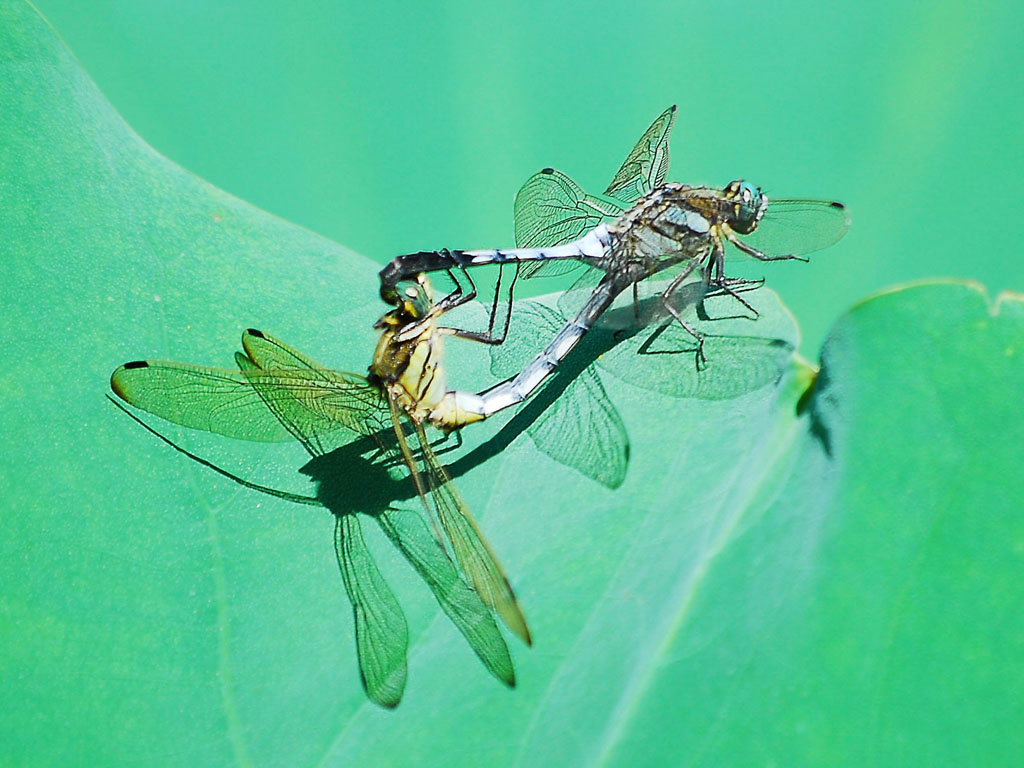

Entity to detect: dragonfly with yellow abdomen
[110,275,529,708]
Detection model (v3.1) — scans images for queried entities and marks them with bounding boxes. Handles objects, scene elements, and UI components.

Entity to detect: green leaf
[2,3,1022,765]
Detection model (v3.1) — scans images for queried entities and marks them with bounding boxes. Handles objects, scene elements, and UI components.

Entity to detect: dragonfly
[109,275,529,708]
[379,105,850,418]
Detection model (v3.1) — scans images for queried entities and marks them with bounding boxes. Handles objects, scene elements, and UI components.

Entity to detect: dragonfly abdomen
[469,275,624,417]
[379,227,612,295]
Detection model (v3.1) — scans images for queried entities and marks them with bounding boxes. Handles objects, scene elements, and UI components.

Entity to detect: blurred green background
[31,0,1024,352]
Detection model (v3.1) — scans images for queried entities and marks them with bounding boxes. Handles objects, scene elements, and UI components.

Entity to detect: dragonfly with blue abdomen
[379,105,849,419]
[110,275,529,708]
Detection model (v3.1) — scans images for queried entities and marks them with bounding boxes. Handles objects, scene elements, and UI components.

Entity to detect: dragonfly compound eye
[729,181,765,235]
[396,280,431,319]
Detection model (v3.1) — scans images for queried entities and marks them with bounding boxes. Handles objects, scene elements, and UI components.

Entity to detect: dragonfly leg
[662,303,706,369]
[486,263,520,342]
[725,230,809,263]
[444,264,520,346]
[659,261,707,369]
[486,263,516,339]
[703,277,763,320]
[435,267,476,312]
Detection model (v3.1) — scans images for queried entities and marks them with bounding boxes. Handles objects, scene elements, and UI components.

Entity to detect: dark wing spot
[540,167,554,174]
[829,201,845,209]
[122,360,149,370]
[247,328,267,338]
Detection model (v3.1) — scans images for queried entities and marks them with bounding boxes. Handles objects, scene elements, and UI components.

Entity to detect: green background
[29,0,1024,352]
[3,1,1023,766]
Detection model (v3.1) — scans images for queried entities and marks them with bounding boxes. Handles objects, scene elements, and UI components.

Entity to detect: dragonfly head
[375,275,434,329]
[724,180,768,235]
[393,274,434,321]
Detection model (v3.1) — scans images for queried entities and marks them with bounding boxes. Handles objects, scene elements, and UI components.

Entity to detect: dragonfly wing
[603,105,677,203]
[554,264,607,320]
[594,277,797,400]
[740,199,851,258]
[414,423,531,645]
[110,335,386,457]
[514,168,625,278]
[225,331,388,456]
[491,300,629,489]
[241,328,328,372]
[376,508,515,686]
[225,353,381,456]
[527,368,628,489]
[335,514,408,709]
[111,361,295,442]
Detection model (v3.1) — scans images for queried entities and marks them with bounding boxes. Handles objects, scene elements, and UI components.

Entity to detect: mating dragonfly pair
[110,106,849,708]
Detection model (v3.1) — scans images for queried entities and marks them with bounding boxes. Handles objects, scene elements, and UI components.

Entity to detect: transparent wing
[110,345,386,458]
[376,508,515,686]
[527,364,628,488]
[111,360,296,442]
[241,327,331,371]
[239,329,387,440]
[513,168,625,278]
[492,300,629,488]
[335,514,408,709]
[596,280,796,399]
[740,199,851,258]
[603,105,676,203]
[413,421,531,645]
[513,106,676,279]
[554,264,607,320]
